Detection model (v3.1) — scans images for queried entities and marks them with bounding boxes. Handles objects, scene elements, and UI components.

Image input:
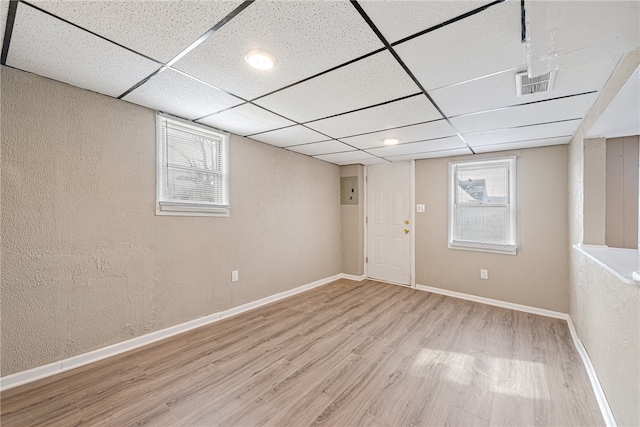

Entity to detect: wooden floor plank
[310,347,406,426]
[446,406,490,427]
[0,279,604,427]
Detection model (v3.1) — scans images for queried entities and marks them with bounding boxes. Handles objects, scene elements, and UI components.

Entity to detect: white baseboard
[566,317,617,427]
[415,283,616,427]
[341,273,366,281]
[1,273,349,391]
[2,274,616,427]
[415,283,568,319]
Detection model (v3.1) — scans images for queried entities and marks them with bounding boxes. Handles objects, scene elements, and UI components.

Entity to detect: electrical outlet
[480,269,488,280]
[231,270,239,282]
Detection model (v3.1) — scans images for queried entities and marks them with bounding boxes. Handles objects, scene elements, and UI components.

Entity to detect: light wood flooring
[1,279,604,426]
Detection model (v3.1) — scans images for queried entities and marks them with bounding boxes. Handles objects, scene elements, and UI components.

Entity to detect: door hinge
[366,256,368,263]
[366,216,368,224]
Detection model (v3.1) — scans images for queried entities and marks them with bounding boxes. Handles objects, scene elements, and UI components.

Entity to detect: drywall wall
[415,145,569,313]
[340,164,364,276]
[606,136,639,249]
[568,49,640,427]
[0,66,342,376]
[571,250,639,425]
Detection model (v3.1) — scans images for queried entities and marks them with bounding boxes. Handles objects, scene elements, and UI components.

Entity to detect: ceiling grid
[0,0,636,165]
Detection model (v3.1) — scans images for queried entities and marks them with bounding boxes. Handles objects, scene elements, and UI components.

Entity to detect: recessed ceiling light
[245,49,276,70]
[383,138,399,146]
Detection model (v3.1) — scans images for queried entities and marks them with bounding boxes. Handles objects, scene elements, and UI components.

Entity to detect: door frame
[363,161,416,287]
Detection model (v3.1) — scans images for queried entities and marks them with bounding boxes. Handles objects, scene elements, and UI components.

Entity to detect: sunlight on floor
[412,348,550,399]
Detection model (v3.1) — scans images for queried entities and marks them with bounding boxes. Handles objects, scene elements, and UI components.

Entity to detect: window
[156,113,229,216]
[449,157,516,254]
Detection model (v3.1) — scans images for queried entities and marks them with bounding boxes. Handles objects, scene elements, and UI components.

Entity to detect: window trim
[448,156,517,255]
[156,113,230,217]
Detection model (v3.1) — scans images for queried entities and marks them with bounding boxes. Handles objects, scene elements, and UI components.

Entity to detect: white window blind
[156,113,229,216]
[449,157,516,254]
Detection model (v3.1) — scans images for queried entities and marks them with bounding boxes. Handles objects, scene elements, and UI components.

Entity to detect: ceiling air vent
[516,71,556,96]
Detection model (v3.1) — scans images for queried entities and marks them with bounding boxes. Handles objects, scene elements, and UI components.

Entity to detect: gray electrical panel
[340,176,358,205]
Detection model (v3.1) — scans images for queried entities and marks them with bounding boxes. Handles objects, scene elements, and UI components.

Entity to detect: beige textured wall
[568,49,640,427]
[0,66,342,376]
[569,128,585,247]
[571,250,640,425]
[340,164,364,276]
[415,145,569,312]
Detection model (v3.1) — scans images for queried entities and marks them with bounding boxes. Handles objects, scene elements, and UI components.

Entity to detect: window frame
[156,113,230,217]
[448,156,517,255]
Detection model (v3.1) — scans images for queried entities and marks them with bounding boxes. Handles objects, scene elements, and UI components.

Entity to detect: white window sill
[156,210,230,217]
[573,244,640,285]
[156,202,230,217]
[449,241,517,256]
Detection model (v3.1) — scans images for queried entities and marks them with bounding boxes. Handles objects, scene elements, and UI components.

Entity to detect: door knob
[404,228,410,234]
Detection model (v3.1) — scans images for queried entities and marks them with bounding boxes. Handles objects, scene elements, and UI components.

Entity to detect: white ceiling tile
[450,92,597,134]
[173,1,383,99]
[360,1,495,43]
[250,125,328,148]
[198,104,295,136]
[287,141,353,156]
[314,151,379,164]
[431,56,616,116]
[472,137,573,153]
[526,1,639,76]
[339,119,455,150]
[367,136,466,157]
[588,66,640,138]
[123,68,243,120]
[395,0,526,90]
[464,120,581,147]
[332,159,383,166]
[354,158,389,166]
[0,0,9,41]
[253,51,419,123]
[386,148,473,161]
[306,96,442,138]
[30,0,244,62]
[7,3,161,98]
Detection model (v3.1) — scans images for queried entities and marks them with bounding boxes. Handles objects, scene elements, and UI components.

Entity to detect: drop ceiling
[1,0,638,166]
[588,65,640,138]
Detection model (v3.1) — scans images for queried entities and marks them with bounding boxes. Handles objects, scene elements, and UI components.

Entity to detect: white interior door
[367,162,412,285]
